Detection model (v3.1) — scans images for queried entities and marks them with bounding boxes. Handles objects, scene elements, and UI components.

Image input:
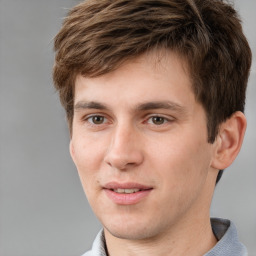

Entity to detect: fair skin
[70,50,246,256]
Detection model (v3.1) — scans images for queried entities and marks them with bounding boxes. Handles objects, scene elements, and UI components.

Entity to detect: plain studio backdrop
[0,0,255,255]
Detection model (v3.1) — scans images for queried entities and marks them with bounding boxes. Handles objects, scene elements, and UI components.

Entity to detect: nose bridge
[113,121,133,149]
[104,120,143,169]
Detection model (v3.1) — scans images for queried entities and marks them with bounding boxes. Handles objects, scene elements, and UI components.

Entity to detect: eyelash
[85,115,109,126]
[146,115,170,125]
[83,114,173,127]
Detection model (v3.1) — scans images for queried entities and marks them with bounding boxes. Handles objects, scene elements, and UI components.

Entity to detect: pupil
[153,116,164,124]
[93,116,104,124]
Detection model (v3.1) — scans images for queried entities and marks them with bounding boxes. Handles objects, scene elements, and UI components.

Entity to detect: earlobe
[211,111,247,170]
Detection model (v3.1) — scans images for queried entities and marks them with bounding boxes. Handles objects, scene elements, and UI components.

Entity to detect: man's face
[70,51,218,241]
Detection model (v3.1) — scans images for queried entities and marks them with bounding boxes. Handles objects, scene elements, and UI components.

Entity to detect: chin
[102,215,166,241]
[106,226,153,240]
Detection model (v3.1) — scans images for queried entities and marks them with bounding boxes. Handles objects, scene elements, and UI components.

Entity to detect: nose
[104,124,144,170]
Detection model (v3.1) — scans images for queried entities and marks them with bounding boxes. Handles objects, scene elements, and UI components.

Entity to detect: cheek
[72,134,104,169]
[71,137,106,192]
[149,132,212,186]
[148,136,212,218]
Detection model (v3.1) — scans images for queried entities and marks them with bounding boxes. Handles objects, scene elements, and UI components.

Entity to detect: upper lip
[103,182,153,190]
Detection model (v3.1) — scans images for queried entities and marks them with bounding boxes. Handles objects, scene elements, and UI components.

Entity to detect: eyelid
[82,113,110,125]
[88,115,107,124]
[147,114,174,120]
[145,114,175,125]
[80,112,174,127]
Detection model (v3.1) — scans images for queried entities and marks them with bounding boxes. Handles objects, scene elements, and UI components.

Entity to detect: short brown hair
[53,0,251,143]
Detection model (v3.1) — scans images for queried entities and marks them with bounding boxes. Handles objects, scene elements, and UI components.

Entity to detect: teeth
[114,188,140,194]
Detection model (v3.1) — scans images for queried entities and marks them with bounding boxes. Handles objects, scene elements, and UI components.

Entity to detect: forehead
[74,50,195,109]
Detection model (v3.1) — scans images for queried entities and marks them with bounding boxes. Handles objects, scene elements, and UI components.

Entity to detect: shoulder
[81,251,92,256]
[205,218,247,256]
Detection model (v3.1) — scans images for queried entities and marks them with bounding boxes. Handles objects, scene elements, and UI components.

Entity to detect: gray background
[0,0,255,255]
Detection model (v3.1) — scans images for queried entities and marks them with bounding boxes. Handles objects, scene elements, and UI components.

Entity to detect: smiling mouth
[103,183,153,205]
[112,188,152,194]
[104,182,153,192]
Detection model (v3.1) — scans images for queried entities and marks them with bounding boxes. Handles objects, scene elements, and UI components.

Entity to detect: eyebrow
[74,100,187,114]
[135,101,186,113]
[74,101,108,110]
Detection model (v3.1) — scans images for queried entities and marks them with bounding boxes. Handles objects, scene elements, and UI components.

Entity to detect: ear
[69,140,76,163]
[211,111,247,170]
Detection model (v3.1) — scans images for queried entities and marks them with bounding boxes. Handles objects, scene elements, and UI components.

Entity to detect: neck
[104,215,217,256]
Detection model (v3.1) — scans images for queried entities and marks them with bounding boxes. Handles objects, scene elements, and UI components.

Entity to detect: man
[53,0,252,255]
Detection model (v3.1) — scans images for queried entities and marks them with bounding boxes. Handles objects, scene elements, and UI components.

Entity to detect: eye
[87,115,106,125]
[148,116,168,125]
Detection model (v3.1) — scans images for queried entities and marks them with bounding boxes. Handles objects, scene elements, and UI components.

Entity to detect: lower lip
[104,189,152,205]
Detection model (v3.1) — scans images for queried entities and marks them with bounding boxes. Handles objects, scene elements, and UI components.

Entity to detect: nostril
[104,151,143,170]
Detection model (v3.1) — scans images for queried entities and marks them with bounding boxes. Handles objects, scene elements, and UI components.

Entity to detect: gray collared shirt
[82,218,247,256]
